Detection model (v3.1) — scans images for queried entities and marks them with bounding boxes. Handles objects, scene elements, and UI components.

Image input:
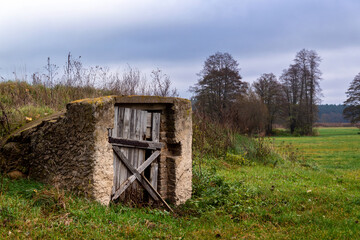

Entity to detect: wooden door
[110,107,161,203]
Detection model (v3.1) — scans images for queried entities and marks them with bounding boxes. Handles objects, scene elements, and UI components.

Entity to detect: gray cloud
[1,0,360,103]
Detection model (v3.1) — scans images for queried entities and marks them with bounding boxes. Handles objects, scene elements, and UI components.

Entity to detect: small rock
[7,170,25,180]
[25,117,32,122]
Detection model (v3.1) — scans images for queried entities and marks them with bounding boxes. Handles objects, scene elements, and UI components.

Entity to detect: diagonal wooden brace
[112,146,173,212]
[112,149,160,200]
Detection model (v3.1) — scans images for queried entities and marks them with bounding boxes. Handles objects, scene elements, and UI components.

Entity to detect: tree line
[190,49,323,135]
[317,104,349,123]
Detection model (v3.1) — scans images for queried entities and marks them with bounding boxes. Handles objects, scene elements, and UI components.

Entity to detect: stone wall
[1,96,115,204]
[0,96,192,206]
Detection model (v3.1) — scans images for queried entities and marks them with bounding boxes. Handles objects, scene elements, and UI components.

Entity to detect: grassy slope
[0,81,112,137]
[0,128,359,239]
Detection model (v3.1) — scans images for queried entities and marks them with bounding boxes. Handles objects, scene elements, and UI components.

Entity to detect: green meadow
[276,128,360,170]
[0,127,359,239]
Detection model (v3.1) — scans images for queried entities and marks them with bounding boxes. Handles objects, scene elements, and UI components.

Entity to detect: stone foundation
[0,96,192,206]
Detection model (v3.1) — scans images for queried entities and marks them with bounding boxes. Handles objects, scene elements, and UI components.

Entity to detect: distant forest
[317,104,349,123]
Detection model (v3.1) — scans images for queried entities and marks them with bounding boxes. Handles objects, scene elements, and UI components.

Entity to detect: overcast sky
[1,0,360,103]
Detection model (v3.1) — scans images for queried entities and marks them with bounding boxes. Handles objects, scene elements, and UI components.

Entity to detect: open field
[276,127,360,170]
[0,127,359,239]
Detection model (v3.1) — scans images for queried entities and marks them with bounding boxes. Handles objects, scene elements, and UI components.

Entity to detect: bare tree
[63,52,87,87]
[280,64,301,133]
[232,90,268,134]
[42,57,59,106]
[253,73,285,135]
[121,66,141,95]
[150,68,179,97]
[43,57,59,88]
[190,52,247,120]
[343,72,360,124]
[280,49,322,135]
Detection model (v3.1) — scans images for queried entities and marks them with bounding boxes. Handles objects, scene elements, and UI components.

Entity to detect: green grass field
[277,128,360,170]
[0,127,359,239]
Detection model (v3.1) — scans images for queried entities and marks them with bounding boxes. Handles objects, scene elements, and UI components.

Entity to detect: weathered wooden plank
[119,108,131,199]
[152,113,160,142]
[141,111,147,141]
[146,112,152,139]
[135,110,146,195]
[138,151,161,176]
[117,106,124,137]
[137,110,147,197]
[147,112,152,127]
[135,110,142,140]
[118,106,125,185]
[116,107,125,195]
[108,137,164,149]
[123,108,131,139]
[143,174,173,213]
[112,150,160,200]
[150,112,160,189]
[150,163,158,190]
[130,109,140,194]
[128,108,136,194]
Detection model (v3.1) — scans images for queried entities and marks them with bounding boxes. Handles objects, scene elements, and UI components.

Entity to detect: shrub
[231,136,282,166]
[272,128,292,137]
[186,167,233,212]
[225,152,249,165]
[230,135,303,166]
[192,113,234,159]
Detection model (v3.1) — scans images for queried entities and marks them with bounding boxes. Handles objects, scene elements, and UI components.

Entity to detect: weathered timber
[143,173,173,213]
[150,112,160,190]
[108,137,164,150]
[118,108,129,198]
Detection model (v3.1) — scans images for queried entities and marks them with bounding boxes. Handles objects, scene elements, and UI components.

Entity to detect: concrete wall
[0,96,192,206]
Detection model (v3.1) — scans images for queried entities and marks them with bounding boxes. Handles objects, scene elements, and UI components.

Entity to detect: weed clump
[192,114,234,159]
[228,135,303,167]
[183,168,234,214]
[32,187,71,214]
[183,167,266,221]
